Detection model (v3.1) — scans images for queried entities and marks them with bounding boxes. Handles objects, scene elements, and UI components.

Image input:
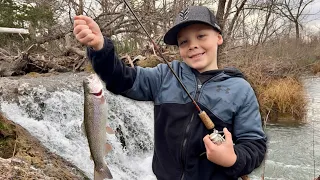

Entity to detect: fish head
[83,74,104,99]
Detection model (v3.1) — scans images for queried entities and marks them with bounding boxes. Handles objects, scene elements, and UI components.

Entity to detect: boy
[73,5,267,180]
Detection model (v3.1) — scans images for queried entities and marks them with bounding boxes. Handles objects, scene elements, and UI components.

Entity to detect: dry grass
[257,78,306,122]
[136,55,161,68]
[84,62,94,73]
[311,60,320,75]
[25,72,41,77]
[116,37,316,123]
[219,38,315,123]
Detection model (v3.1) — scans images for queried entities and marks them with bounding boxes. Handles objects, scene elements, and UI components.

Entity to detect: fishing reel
[209,129,225,145]
[200,129,225,157]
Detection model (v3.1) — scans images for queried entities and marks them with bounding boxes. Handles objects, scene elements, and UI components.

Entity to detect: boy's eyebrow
[177,35,185,41]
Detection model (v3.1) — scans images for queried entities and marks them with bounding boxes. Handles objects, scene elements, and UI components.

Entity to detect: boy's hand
[203,127,237,167]
[73,15,104,51]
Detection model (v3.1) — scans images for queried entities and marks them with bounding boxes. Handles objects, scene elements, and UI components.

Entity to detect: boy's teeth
[192,53,203,58]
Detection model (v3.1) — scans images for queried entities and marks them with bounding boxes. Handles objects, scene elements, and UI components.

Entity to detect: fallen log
[0,27,29,34]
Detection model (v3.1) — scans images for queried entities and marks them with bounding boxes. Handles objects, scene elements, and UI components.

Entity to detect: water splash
[1,83,156,180]
[1,75,320,180]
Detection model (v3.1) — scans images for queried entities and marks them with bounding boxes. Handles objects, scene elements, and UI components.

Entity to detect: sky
[302,0,320,32]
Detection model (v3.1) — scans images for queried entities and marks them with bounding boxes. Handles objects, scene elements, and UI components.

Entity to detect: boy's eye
[198,34,206,38]
[178,40,187,46]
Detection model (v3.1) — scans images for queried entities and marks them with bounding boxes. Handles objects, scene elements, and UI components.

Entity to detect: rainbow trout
[83,74,114,180]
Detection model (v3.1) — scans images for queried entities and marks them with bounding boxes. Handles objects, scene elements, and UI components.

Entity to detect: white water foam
[1,85,156,180]
[1,76,320,180]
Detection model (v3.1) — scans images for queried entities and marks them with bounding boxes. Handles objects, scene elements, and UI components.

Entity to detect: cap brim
[163,20,221,45]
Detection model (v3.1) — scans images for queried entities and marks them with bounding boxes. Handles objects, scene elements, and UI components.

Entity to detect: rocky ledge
[0,100,89,179]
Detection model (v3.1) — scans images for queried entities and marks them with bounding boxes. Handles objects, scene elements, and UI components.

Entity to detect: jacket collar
[179,61,245,81]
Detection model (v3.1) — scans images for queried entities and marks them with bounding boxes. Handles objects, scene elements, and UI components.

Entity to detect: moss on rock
[0,113,89,179]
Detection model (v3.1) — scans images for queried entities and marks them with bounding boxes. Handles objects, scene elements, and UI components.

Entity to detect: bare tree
[274,0,314,40]
[216,0,227,31]
[256,0,276,45]
[216,0,248,61]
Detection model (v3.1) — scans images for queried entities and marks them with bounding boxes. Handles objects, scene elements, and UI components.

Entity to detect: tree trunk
[78,0,83,15]
[216,0,227,65]
[295,21,300,40]
[218,0,247,64]
[257,2,273,46]
[216,0,227,31]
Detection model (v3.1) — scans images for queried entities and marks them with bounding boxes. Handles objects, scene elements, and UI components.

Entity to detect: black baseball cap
[163,6,222,45]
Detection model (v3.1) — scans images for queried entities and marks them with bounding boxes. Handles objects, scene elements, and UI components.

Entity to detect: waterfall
[1,73,319,180]
[0,74,156,180]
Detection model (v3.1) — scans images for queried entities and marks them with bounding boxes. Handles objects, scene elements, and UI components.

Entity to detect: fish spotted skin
[83,74,113,180]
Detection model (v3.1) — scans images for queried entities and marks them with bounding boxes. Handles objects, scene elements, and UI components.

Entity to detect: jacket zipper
[180,78,202,180]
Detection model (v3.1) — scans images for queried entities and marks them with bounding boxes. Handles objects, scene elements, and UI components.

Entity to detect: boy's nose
[188,42,199,50]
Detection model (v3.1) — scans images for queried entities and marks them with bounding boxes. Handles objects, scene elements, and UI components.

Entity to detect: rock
[0,157,52,180]
[0,113,89,180]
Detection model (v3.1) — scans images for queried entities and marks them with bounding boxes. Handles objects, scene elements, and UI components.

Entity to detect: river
[249,76,320,180]
[0,73,319,180]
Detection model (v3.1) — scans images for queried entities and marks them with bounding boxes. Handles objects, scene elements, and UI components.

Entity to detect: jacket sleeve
[87,37,163,101]
[223,85,267,178]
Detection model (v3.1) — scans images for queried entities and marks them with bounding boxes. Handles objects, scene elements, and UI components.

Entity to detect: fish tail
[94,165,113,180]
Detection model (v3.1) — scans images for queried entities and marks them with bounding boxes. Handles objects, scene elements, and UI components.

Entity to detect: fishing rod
[122,2,252,180]
[122,0,214,130]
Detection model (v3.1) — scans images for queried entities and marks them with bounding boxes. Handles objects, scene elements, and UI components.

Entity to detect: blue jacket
[87,37,267,180]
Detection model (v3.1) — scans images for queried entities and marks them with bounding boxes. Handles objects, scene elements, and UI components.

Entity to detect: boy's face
[177,23,223,72]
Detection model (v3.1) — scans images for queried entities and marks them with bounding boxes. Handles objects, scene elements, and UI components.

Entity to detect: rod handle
[198,111,215,129]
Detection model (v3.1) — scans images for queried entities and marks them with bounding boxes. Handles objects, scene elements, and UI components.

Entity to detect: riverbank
[0,72,156,179]
[129,39,320,123]
[0,96,89,179]
[2,37,320,124]
[0,70,319,180]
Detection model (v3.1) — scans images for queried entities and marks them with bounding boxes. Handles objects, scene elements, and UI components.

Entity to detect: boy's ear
[217,34,223,45]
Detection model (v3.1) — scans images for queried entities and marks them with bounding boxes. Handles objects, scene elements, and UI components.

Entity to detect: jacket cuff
[222,148,246,178]
[86,37,114,60]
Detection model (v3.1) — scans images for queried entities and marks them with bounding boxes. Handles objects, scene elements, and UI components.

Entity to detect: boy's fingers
[73,19,87,28]
[203,135,216,150]
[73,25,89,35]
[223,128,232,143]
[74,15,88,20]
[79,34,95,45]
[76,29,92,40]
[75,15,95,24]
[74,15,81,20]
[203,135,210,144]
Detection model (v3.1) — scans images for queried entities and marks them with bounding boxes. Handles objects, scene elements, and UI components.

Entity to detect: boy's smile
[177,23,223,73]
[189,52,205,59]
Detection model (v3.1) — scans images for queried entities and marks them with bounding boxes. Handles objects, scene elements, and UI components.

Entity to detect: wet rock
[0,113,89,180]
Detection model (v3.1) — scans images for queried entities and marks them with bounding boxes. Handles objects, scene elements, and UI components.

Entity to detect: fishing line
[121,0,202,113]
[312,111,316,179]
[260,105,272,180]
[121,2,255,179]
[122,0,218,131]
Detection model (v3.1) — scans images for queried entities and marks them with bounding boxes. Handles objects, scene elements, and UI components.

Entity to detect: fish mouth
[85,74,104,95]
[91,89,103,96]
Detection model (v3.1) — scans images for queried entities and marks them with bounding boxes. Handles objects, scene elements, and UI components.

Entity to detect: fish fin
[106,126,115,134]
[94,165,113,179]
[105,143,112,154]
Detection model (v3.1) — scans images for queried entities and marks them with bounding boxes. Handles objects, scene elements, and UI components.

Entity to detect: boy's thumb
[223,127,232,143]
